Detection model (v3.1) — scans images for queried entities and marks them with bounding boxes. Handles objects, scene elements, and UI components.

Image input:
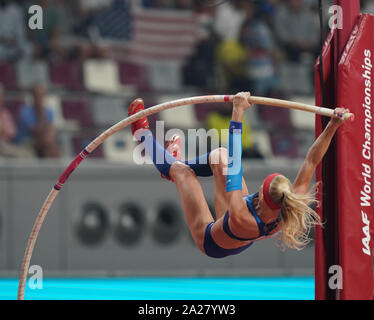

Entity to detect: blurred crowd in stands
[0,0,372,161]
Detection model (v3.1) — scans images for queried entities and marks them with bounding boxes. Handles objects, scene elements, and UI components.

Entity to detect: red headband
[263,173,282,210]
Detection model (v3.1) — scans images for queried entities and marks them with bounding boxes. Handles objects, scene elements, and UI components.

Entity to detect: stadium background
[0,0,372,299]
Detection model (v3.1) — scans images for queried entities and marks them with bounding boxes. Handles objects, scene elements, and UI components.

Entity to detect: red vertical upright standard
[336,14,374,300]
[315,0,374,299]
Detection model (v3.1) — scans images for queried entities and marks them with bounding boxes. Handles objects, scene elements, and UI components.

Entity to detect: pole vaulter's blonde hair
[268,175,322,250]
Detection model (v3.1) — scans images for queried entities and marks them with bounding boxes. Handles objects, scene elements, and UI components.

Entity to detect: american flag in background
[100,1,200,65]
[130,8,199,63]
[93,0,132,40]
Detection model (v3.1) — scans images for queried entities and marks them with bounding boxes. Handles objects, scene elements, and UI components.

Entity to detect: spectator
[16,84,61,158]
[214,0,258,92]
[274,0,319,62]
[206,103,263,159]
[257,0,281,30]
[0,84,16,156]
[239,2,278,95]
[0,84,35,158]
[0,0,30,61]
[183,39,218,90]
[52,0,80,60]
[215,39,249,92]
[183,3,218,90]
[213,0,247,41]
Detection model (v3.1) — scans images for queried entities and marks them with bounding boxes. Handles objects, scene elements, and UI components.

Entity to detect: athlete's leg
[209,148,249,219]
[169,162,214,252]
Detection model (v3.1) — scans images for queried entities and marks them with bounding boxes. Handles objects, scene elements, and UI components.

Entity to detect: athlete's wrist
[232,107,244,122]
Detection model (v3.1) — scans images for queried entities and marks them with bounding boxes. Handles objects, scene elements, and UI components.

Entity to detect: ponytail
[268,175,322,250]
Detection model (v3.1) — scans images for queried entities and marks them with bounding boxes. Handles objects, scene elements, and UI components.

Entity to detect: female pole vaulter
[128,92,350,258]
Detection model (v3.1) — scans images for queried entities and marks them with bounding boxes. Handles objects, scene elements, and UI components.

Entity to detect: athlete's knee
[169,161,195,180]
[209,148,228,170]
